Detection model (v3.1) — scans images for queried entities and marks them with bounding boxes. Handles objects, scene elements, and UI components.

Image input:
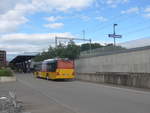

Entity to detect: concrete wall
[75,47,150,88]
[76,72,150,88]
[76,48,150,73]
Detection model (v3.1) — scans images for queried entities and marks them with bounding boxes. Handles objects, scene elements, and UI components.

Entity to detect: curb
[0,76,16,83]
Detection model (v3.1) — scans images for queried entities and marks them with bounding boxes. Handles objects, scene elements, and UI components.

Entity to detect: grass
[0,68,13,77]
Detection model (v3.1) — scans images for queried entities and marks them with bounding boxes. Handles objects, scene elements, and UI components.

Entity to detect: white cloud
[44,23,64,29]
[32,0,94,12]
[0,3,37,33]
[121,7,139,14]
[45,16,63,22]
[96,16,108,22]
[143,6,150,18]
[73,14,91,21]
[0,0,95,60]
[120,37,150,48]
[0,0,94,33]
[0,32,74,60]
[0,10,28,32]
[0,0,28,14]
[143,13,150,18]
[80,15,91,21]
[144,7,150,13]
[105,0,129,7]
[0,33,73,45]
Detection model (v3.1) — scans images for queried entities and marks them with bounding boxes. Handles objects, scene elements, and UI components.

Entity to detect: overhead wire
[122,24,150,35]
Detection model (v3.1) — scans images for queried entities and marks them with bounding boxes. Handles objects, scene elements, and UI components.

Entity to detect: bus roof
[43,59,56,64]
[43,58,72,64]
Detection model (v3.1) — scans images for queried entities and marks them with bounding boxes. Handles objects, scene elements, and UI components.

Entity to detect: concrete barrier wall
[76,73,150,88]
[75,47,150,88]
[76,48,150,73]
[0,76,16,83]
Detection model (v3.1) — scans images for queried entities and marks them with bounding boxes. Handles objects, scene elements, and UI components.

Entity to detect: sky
[0,0,150,60]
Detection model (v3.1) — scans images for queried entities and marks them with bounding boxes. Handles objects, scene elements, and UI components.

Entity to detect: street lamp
[113,24,118,46]
[108,24,122,47]
[113,24,117,35]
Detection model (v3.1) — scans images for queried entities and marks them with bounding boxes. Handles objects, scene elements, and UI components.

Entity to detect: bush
[0,69,13,77]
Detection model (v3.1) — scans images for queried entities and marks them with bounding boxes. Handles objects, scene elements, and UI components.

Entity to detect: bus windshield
[57,60,74,69]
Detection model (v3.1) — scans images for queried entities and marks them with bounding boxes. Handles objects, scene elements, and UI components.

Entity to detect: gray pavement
[1,73,150,113]
[0,77,76,113]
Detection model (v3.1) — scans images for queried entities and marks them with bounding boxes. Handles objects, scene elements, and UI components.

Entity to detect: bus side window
[51,62,57,72]
[47,63,51,72]
[47,62,57,72]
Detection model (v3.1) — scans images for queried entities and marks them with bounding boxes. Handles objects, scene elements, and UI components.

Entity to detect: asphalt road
[16,73,150,113]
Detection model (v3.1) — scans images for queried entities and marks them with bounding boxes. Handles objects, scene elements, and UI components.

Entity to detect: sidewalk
[0,81,75,113]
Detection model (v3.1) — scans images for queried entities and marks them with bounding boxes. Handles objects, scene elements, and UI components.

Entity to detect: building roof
[10,55,35,63]
[0,50,6,53]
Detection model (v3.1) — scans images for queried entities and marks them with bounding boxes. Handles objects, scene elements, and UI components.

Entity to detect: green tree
[65,41,80,59]
[91,43,103,49]
[33,46,56,61]
[47,46,57,58]
[34,42,122,62]
[33,53,43,62]
[55,43,66,58]
[80,43,103,51]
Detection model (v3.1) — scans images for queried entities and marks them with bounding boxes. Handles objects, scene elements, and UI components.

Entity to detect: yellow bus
[34,59,75,80]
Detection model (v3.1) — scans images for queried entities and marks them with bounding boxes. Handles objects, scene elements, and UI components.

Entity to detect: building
[0,50,6,67]
[10,55,35,73]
